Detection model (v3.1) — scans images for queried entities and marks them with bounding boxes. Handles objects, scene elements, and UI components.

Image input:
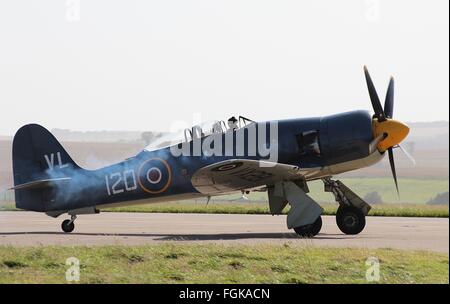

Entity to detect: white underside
[302,150,385,180]
[97,193,205,210]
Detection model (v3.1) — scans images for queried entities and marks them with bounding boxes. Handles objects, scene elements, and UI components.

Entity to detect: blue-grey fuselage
[12,110,378,214]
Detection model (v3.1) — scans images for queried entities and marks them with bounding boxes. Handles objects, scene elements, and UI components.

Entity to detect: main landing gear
[293,216,322,238]
[323,178,371,235]
[267,178,370,237]
[268,181,324,238]
[61,215,77,233]
[336,206,365,235]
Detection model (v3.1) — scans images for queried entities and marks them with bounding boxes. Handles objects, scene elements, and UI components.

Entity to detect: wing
[191,159,304,195]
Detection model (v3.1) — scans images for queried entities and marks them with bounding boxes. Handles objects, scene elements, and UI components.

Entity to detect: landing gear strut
[322,178,371,235]
[61,215,76,233]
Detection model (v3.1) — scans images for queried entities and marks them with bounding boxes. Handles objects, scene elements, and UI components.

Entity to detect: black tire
[336,206,366,235]
[61,219,75,233]
[294,216,322,238]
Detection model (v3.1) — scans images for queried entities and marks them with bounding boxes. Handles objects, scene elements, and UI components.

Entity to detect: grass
[0,245,447,284]
[1,200,448,218]
[0,202,16,211]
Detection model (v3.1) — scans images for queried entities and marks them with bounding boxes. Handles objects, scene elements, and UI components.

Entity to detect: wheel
[294,216,322,238]
[336,206,366,235]
[61,219,75,233]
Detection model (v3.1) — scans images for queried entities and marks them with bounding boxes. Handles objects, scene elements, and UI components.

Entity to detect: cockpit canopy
[145,116,255,152]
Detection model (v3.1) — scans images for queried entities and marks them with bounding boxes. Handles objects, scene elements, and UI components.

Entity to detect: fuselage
[46,110,384,212]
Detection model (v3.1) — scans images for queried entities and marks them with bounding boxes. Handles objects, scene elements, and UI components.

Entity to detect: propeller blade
[384,77,395,118]
[388,147,399,196]
[396,144,416,166]
[364,66,386,121]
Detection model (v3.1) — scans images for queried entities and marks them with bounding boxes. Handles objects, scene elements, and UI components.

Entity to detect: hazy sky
[0,0,448,135]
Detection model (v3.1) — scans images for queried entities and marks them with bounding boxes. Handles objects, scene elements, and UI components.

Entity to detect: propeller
[396,144,417,166]
[364,66,410,196]
[388,148,399,195]
[384,77,395,119]
[364,66,386,121]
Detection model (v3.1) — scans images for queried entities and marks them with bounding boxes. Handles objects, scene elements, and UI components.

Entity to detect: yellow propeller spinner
[372,118,410,152]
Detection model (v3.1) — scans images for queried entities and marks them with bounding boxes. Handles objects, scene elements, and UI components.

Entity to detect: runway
[0,211,448,253]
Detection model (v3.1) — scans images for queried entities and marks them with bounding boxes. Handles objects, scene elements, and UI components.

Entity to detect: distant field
[165,178,449,205]
[1,177,448,218]
[2,174,448,218]
[1,132,449,188]
[1,177,448,203]
[0,245,447,283]
[304,178,449,204]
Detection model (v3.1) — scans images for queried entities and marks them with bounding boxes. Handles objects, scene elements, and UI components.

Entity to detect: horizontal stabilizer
[10,177,71,191]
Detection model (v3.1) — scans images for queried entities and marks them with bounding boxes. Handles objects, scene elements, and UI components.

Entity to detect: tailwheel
[294,216,322,238]
[61,215,76,233]
[336,206,366,235]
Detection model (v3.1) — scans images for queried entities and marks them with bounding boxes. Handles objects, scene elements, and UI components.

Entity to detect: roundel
[212,162,243,172]
[138,158,172,194]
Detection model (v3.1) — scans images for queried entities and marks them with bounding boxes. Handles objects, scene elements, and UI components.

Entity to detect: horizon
[0,119,448,137]
[0,0,448,135]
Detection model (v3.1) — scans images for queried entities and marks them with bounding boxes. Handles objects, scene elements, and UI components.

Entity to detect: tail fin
[12,124,80,211]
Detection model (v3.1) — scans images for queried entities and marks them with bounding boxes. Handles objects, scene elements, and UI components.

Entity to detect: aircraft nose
[373,119,410,152]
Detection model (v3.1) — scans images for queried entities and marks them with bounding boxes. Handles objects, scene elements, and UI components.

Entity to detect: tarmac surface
[0,212,448,253]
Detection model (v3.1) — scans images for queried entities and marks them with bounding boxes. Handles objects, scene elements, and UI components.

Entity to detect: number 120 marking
[105,170,137,196]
